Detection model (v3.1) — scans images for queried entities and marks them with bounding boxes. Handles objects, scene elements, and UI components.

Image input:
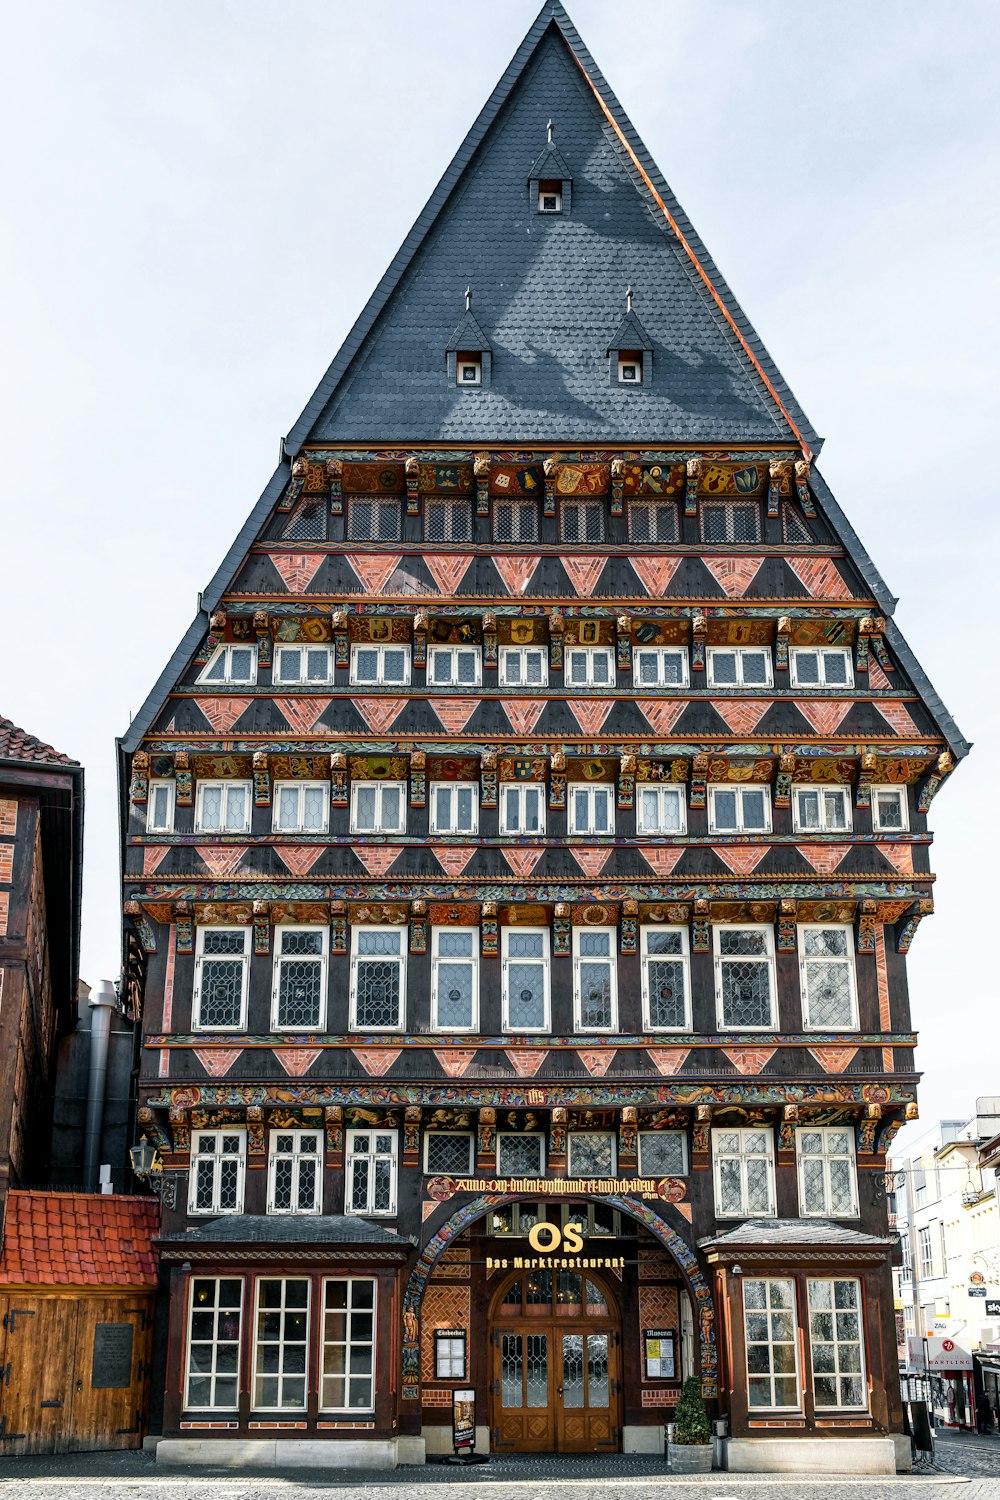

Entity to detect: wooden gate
[0,1293,153,1454]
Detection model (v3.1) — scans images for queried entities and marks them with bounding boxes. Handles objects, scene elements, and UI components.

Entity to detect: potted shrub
[667,1376,713,1473]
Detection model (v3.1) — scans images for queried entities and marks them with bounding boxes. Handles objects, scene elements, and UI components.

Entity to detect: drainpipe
[83,979,117,1191]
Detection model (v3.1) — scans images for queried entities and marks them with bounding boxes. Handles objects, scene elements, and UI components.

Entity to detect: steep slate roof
[0,1192,159,1287]
[699,1219,895,1250]
[0,714,77,767]
[158,1214,415,1247]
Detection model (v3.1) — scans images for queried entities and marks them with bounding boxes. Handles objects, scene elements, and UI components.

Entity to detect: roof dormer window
[538,180,562,214]
[456,353,482,386]
[618,351,642,384]
[529,122,572,216]
[608,288,652,388]
[446,289,491,390]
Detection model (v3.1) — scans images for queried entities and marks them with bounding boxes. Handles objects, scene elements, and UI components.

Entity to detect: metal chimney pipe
[82,979,117,1191]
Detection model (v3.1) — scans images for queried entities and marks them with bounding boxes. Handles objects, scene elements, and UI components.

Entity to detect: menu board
[643,1328,676,1380]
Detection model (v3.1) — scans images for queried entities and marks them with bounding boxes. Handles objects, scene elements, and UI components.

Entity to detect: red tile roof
[0,1192,159,1287]
[0,715,78,767]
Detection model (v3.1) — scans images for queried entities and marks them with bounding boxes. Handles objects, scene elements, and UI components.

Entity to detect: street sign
[968,1287,988,1298]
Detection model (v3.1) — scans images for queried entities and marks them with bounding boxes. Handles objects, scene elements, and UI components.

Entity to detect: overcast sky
[2,0,996,1136]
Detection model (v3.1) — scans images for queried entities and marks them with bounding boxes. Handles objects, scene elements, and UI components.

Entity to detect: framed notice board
[643,1327,676,1380]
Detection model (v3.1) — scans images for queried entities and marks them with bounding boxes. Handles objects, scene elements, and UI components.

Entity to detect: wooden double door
[490,1270,621,1452]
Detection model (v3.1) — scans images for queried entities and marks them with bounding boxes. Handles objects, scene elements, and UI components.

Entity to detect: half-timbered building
[120,1,967,1472]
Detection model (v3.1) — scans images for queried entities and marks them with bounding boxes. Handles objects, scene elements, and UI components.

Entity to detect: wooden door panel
[66,1298,151,1452]
[491,1328,554,1451]
[0,1296,79,1456]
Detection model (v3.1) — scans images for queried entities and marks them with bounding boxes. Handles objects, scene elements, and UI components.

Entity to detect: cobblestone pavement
[0,1429,998,1500]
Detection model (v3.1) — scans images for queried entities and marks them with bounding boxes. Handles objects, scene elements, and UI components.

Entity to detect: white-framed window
[568,783,613,835]
[272,780,330,833]
[743,1278,799,1409]
[641,926,690,1031]
[714,926,776,1029]
[537,180,562,213]
[636,784,686,835]
[431,927,478,1031]
[706,646,773,687]
[872,784,908,832]
[425,497,473,542]
[345,1128,398,1214]
[713,1128,776,1217]
[561,498,605,543]
[195,779,252,833]
[271,926,327,1030]
[494,498,538,542]
[321,1279,377,1411]
[638,1131,688,1177]
[499,782,545,835]
[423,1132,474,1176]
[348,497,400,541]
[497,1133,545,1174]
[267,1129,323,1214]
[349,642,410,686]
[789,645,853,689]
[792,784,851,833]
[273,645,335,683]
[185,1277,243,1410]
[617,350,643,384]
[633,646,689,688]
[808,1278,866,1409]
[456,353,482,386]
[573,927,617,1031]
[252,1278,310,1411]
[628,499,678,543]
[797,1127,859,1218]
[567,1132,616,1177]
[197,642,257,685]
[708,783,771,833]
[427,644,482,686]
[502,926,549,1031]
[429,781,478,834]
[798,926,858,1030]
[350,927,405,1031]
[565,646,614,687]
[147,779,175,832]
[193,927,250,1030]
[498,645,548,686]
[918,1225,934,1278]
[350,780,406,834]
[189,1129,247,1215]
[701,500,760,543]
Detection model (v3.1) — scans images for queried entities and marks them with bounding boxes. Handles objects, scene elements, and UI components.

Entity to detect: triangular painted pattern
[273,697,333,734]
[795,844,851,875]
[722,1046,776,1075]
[429,699,480,734]
[143,847,170,876]
[504,1049,546,1076]
[352,846,404,877]
[193,1048,243,1077]
[703,556,765,597]
[345,555,403,594]
[795,700,853,736]
[503,700,546,736]
[195,846,250,877]
[710,700,772,736]
[868,659,893,690]
[713,845,770,875]
[568,699,615,735]
[577,1049,616,1076]
[275,1048,323,1077]
[424,554,476,594]
[274,846,328,877]
[572,848,613,877]
[647,1048,690,1075]
[270,553,326,593]
[432,846,478,878]
[353,697,408,733]
[631,557,681,597]
[876,701,920,737]
[637,700,686,737]
[561,556,606,597]
[641,847,686,878]
[195,697,254,734]
[876,843,914,876]
[807,1046,859,1074]
[433,1049,478,1077]
[493,556,539,595]
[504,848,546,877]
[351,1048,401,1076]
[787,557,852,599]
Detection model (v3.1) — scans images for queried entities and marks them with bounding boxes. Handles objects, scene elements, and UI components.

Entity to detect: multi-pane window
[638,1131,688,1177]
[197,642,257,685]
[565,647,614,687]
[345,1129,398,1215]
[808,1278,866,1408]
[714,926,776,1028]
[268,1130,322,1214]
[425,497,473,542]
[321,1280,377,1411]
[561,499,605,543]
[872,785,908,831]
[189,1129,246,1215]
[423,1133,474,1176]
[499,783,545,835]
[272,926,327,1029]
[431,927,478,1030]
[708,783,771,833]
[629,499,679,543]
[797,1127,859,1217]
[636,784,686,835]
[185,1278,242,1410]
[348,497,400,541]
[349,642,410,685]
[491,1201,544,1236]
[633,646,689,687]
[494,499,538,542]
[147,779,175,832]
[429,781,478,834]
[641,926,690,1030]
[792,784,851,833]
[274,645,335,683]
[573,927,616,1031]
[427,645,482,686]
[567,1132,615,1176]
[195,779,252,833]
[502,927,549,1031]
[701,501,760,543]
[918,1225,934,1278]
[497,1134,545,1174]
[568,784,613,834]
[782,503,812,543]
[743,1279,799,1408]
[498,645,548,686]
[714,1128,776,1217]
[789,646,853,689]
[798,926,858,1030]
[253,1279,309,1410]
[272,781,329,833]
[350,927,405,1030]
[193,927,250,1029]
[706,646,773,687]
[350,780,406,834]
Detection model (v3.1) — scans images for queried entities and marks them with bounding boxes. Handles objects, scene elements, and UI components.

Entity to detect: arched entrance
[489,1266,621,1453]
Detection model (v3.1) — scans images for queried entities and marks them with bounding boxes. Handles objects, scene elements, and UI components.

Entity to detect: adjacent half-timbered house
[120,1,967,1472]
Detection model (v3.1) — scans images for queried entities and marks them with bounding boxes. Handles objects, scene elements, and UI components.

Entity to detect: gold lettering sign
[527,1220,584,1255]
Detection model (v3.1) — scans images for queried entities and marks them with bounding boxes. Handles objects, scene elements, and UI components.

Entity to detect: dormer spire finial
[547,118,553,144]
[465,286,472,313]
[626,285,634,314]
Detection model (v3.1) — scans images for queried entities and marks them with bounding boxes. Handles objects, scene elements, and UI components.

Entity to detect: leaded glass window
[498,646,547,686]
[431,927,477,1030]
[567,1132,615,1177]
[349,643,410,685]
[345,1129,397,1214]
[499,783,545,835]
[715,926,775,1028]
[565,647,614,687]
[799,926,857,1029]
[194,927,250,1029]
[252,1279,309,1410]
[425,497,473,542]
[189,1130,246,1215]
[274,645,334,683]
[351,927,404,1029]
[185,1277,242,1410]
[808,1278,866,1408]
[272,780,329,833]
[573,927,616,1030]
[744,1278,799,1408]
[629,499,679,543]
[797,1127,858,1217]
[493,499,538,542]
[147,779,175,832]
[633,646,689,687]
[350,780,406,834]
[267,1129,322,1213]
[502,928,549,1030]
[706,645,772,687]
[568,784,613,835]
[429,782,478,834]
[272,927,326,1029]
[195,779,252,833]
[561,499,605,542]
[638,1130,687,1176]
[789,646,852,688]
[872,785,908,831]
[708,783,771,833]
[427,645,482,686]
[197,643,257,685]
[320,1279,376,1411]
[348,498,400,541]
[423,1132,474,1176]
[792,785,851,833]
[713,1128,775,1217]
[497,1134,545,1174]
[636,785,685,835]
[701,501,760,543]
[641,926,689,1030]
